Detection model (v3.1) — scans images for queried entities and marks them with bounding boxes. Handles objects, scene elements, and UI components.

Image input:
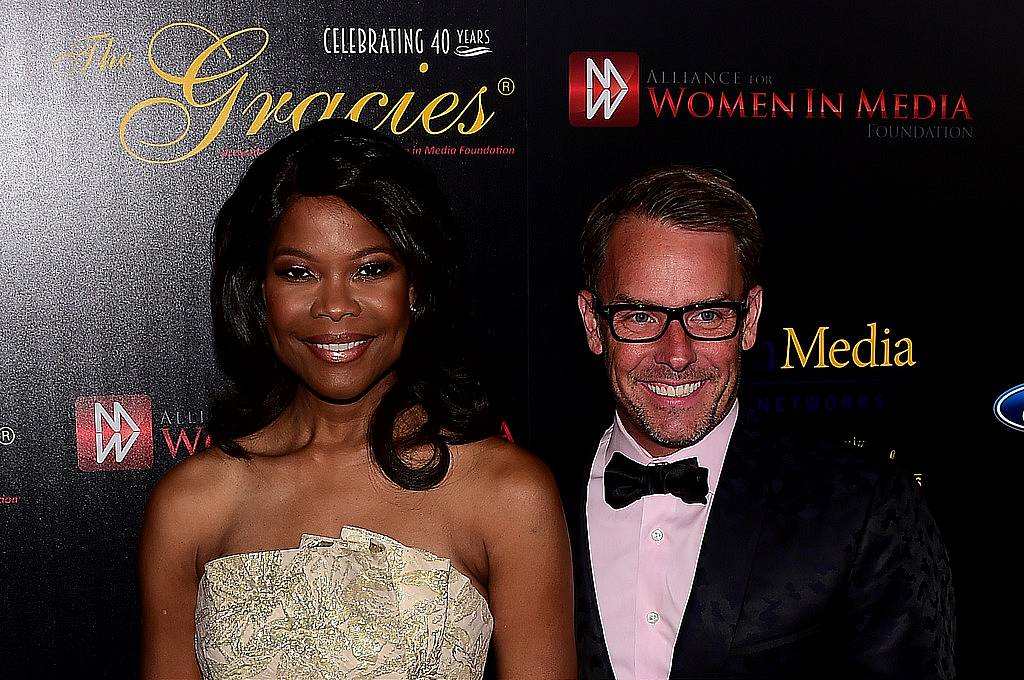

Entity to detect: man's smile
[641,380,705,399]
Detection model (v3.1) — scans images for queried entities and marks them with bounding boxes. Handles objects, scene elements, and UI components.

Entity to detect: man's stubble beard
[607,353,741,451]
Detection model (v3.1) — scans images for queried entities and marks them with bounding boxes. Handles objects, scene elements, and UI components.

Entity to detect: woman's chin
[296,371,398,407]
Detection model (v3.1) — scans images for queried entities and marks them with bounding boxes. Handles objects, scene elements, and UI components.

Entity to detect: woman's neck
[259,372,398,458]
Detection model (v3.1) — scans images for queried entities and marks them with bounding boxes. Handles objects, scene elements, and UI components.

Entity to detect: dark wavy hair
[208,118,495,490]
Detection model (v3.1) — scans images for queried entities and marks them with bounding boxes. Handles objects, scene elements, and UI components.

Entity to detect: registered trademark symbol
[497,77,515,95]
[0,427,15,446]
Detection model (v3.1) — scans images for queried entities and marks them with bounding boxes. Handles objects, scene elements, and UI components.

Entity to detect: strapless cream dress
[194,525,493,679]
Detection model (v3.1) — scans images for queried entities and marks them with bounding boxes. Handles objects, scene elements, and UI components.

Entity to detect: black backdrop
[527,2,1022,674]
[1,0,1019,675]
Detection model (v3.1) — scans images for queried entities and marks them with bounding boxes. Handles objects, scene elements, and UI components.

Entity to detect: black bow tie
[604,451,709,510]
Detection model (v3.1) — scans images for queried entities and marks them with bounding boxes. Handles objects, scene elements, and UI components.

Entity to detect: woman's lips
[301,334,374,364]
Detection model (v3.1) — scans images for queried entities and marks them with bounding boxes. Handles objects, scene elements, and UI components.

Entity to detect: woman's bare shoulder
[458,435,550,476]
[141,446,254,556]
[147,447,251,509]
[453,437,564,524]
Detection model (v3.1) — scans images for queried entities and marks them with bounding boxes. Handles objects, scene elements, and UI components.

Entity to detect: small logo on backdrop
[499,420,515,443]
[994,384,1024,432]
[75,395,154,471]
[569,52,640,127]
[0,426,15,446]
[159,409,211,458]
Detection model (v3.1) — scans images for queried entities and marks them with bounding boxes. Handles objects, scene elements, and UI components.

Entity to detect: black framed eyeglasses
[592,296,749,343]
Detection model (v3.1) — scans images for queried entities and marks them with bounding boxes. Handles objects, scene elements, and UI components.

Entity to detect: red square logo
[75,395,153,471]
[569,51,640,127]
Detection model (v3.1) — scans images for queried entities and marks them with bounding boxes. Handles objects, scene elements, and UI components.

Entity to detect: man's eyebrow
[608,293,734,306]
[608,294,653,305]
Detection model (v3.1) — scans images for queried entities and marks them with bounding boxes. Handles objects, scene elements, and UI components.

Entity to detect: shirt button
[646,611,660,625]
[651,528,664,542]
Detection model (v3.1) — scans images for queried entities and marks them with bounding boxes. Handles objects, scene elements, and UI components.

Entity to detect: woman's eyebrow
[350,245,396,260]
[270,246,315,259]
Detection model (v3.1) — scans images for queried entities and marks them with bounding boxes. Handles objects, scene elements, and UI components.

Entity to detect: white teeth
[646,381,702,397]
[313,340,367,352]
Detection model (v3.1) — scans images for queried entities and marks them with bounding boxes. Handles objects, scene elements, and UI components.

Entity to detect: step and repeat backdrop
[525,3,1019,673]
[0,1,526,675]
[0,0,1017,675]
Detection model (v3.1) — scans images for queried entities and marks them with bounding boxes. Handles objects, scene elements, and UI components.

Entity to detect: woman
[139,119,575,679]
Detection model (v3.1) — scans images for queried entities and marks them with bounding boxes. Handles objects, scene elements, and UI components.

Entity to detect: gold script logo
[118,23,496,164]
[781,323,915,368]
[54,33,133,73]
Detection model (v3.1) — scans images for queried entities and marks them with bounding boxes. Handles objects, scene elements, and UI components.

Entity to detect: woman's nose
[310,276,360,321]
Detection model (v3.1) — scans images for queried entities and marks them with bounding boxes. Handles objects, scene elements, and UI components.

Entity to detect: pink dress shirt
[586,402,739,680]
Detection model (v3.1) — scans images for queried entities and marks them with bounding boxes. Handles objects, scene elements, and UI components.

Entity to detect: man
[567,167,954,679]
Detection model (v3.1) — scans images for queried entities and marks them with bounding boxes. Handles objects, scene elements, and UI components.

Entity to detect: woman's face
[264,195,413,403]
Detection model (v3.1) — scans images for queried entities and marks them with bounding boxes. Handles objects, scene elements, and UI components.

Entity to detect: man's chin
[641,399,736,449]
[645,426,710,450]
[628,408,715,451]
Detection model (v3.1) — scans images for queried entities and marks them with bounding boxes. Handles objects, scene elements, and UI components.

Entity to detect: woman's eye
[354,260,395,279]
[278,265,314,281]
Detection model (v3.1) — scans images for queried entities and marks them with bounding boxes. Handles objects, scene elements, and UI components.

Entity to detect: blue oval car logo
[994,384,1024,432]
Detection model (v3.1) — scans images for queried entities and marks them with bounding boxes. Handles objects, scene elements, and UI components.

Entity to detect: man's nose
[310,276,360,321]
[654,319,697,370]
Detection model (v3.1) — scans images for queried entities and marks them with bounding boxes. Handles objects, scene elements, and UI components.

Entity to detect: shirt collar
[605,400,739,494]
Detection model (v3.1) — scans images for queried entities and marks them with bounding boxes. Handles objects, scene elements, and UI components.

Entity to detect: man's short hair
[581,166,764,293]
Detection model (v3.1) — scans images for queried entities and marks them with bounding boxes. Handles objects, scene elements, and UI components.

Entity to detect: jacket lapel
[564,433,616,680]
[670,409,771,677]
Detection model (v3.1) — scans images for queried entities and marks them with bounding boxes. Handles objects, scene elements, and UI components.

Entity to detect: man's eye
[695,310,723,323]
[354,261,394,279]
[628,311,657,324]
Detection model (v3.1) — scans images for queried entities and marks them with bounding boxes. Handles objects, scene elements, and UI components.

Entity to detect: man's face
[578,216,763,456]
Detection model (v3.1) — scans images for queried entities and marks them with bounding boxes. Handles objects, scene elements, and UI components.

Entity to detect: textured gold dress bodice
[194,525,493,680]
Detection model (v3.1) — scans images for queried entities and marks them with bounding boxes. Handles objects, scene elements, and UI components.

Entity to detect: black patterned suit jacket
[564,408,955,679]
